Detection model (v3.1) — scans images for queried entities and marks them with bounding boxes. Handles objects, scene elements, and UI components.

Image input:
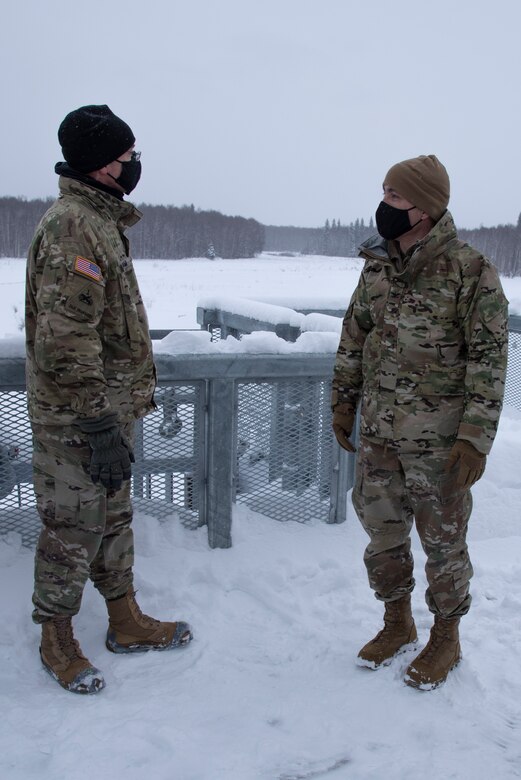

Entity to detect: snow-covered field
[1,254,521,780]
[3,253,521,339]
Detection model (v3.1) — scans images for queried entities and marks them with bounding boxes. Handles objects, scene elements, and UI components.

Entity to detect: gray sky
[2,0,520,228]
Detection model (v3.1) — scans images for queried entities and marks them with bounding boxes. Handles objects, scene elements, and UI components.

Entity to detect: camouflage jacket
[25,177,156,425]
[332,211,508,454]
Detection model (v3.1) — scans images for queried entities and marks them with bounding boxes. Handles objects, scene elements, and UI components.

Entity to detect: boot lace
[372,620,404,647]
[130,592,161,628]
[370,602,412,647]
[419,621,455,662]
[370,627,393,648]
[54,618,83,661]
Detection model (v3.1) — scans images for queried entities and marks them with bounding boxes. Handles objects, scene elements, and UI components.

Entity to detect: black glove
[77,412,135,491]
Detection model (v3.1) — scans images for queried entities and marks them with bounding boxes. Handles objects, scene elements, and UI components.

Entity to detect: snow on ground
[1,254,521,779]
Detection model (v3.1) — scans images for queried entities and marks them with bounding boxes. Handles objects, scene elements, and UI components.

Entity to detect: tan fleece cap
[384,154,450,220]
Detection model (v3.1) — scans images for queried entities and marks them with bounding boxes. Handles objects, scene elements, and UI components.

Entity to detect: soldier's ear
[88,165,111,181]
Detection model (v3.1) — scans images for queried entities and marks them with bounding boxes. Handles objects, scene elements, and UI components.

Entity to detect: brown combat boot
[404,615,461,690]
[105,589,193,653]
[357,595,418,669]
[40,617,105,694]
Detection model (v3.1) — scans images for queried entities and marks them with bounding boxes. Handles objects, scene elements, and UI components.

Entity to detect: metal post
[296,379,320,495]
[328,443,349,524]
[327,408,359,523]
[268,382,285,483]
[193,381,206,524]
[319,385,333,501]
[206,378,236,548]
[132,419,145,498]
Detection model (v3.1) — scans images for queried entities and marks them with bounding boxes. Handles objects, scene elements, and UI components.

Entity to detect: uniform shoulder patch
[73,256,102,282]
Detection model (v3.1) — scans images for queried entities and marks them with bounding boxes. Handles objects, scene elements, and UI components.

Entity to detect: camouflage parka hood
[25,177,156,425]
[332,211,508,454]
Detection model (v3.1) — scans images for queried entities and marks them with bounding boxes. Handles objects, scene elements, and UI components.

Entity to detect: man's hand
[332,405,356,453]
[445,439,486,490]
[77,412,135,492]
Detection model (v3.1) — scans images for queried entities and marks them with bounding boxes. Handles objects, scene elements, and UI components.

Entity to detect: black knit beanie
[58,105,135,173]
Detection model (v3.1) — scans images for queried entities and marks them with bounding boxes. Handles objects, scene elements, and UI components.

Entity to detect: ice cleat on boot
[357,596,418,669]
[40,617,105,695]
[105,589,193,654]
[404,616,461,690]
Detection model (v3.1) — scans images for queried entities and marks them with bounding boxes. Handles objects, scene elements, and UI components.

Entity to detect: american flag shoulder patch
[74,256,102,282]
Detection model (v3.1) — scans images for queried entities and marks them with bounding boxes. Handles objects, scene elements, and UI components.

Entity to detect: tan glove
[445,439,486,490]
[332,405,356,453]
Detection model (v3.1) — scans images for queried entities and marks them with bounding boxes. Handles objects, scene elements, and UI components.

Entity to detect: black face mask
[109,152,142,194]
[375,201,421,240]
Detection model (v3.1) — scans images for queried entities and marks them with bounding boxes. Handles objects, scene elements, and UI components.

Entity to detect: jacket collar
[58,175,142,230]
[358,211,458,281]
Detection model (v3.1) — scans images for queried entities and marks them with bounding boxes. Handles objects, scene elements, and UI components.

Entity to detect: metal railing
[196,304,521,413]
[0,353,352,549]
[1,312,519,551]
[196,300,345,342]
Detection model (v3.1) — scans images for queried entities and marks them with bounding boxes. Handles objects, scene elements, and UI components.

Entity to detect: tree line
[264,218,375,258]
[265,215,521,277]
[128,203,264,259]
[458,217,521,278]
[1,195,521,276]
[0,197,264,260]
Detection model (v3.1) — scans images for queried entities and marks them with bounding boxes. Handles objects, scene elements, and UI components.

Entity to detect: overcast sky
[1,0,520,228]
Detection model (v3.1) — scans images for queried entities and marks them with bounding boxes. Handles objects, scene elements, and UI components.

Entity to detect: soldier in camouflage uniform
[332,155,508,689]
[25,105,192,695]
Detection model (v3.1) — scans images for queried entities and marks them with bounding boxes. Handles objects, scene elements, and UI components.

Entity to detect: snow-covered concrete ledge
[197,296,305,327]
[153,328,339,356]
[301,313,342,334]
[196,296,343,343]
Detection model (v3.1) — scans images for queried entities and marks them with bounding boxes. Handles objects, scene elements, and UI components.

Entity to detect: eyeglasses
[117,150,141,163]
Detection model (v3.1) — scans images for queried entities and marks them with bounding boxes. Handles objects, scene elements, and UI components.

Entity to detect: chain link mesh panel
[235,379,333,523]
[505,330,521,411]
[0,390,39,546]
[0,382,206,546]
[130,381,205,529]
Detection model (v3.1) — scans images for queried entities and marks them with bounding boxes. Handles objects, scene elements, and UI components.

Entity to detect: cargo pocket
[353,459,397,534]
[34,556,80,612]
[55,478,105,534]
[37,559,71,589]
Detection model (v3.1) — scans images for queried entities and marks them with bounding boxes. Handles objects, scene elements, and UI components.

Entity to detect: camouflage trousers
[31,422,135,624]
[352,436,473,619]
